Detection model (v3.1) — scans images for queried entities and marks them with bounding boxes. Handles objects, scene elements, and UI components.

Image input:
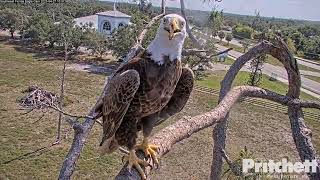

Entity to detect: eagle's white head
[147,14,187,65]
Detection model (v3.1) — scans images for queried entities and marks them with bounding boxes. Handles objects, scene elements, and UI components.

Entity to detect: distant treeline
[1,0,319,60]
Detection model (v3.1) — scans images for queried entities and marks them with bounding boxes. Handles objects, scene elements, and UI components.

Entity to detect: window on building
[118,22,125,28]
[103,21,111,31]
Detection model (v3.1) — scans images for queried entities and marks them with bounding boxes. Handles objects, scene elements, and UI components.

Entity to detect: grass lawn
[196,70,316,100]
[218,41,245,53]
[214,56,235,66]
[221,41,320,74]
[0,42,122,179]
[303,75,320,83]
[266,55,320,73]
[1,41,319,179]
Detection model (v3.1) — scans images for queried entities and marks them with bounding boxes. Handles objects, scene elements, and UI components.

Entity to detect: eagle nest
[19,86,58,109]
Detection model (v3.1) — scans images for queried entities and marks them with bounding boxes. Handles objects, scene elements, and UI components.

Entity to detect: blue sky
[105,0,320,21]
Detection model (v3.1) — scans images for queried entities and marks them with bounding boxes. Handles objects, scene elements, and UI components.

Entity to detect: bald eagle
[98,14,194,179]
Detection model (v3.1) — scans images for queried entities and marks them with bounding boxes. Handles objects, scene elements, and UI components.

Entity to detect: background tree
[251,10,267,32]
[247,54,266,86]
[302,36,320,59]
[207,8,224,37]
[86,30,109,58]
[24,13,56,45]
[218,31,225,42]
[232,24,253,39]
[107,7,157,58]
[0,8,25,38]
[286,37,297,54]
[51,15,87,143]
[240,39,250,53]
[225,33,233,45]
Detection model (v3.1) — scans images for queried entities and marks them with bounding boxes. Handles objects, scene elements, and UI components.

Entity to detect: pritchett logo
[243,158,318,174]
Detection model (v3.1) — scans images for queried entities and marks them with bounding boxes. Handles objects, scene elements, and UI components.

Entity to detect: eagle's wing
[100,69,140,146]
[157,67,194,126]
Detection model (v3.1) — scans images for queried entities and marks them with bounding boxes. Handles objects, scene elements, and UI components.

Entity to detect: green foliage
[107,6,158,58]
[239,39,251,53]
[218,31,226,42]
[251,11,267,32]
[0,8,25,38]
[108,26,137,58]
[24,13,55,44]
[247,54,266,86]
[85,30,109,58]
[298,25,320,38]
[286,37,296,54]
[232,24,253,39]
[207,9,224,36]
[225,33,233,44]
[302,36,320,59]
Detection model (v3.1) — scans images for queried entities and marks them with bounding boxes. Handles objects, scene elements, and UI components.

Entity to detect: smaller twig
[46,103,94,120]
[119,147,129,155]
[19,108,34,116]
[183,48,233,60]
[182,48,208,56]
[1,143,56,165]
[221,149,242,176]
[32,112,46,124]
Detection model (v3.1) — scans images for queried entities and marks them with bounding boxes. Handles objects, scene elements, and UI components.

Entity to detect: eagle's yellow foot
[123,150,149,180]
[135,138,159,166]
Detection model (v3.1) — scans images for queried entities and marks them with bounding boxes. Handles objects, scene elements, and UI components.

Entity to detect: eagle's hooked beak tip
[169,18,181,40]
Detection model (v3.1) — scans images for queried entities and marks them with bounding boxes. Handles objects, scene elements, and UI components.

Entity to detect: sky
[105,0,320,21]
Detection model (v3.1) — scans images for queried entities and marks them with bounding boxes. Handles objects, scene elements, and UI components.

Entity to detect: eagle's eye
[180,21,185,27]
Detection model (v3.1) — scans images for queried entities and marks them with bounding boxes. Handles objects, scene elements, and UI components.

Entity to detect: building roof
[96,10,131,18]
[74,15,98,29]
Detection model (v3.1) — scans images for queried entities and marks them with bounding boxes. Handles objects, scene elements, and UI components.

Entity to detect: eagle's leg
[122,149,149,179]
[136,113,160,166]
[117,118,150,179]
[135,137,159,165]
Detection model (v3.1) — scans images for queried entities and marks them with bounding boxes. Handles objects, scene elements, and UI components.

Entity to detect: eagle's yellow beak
[169,18,181,40]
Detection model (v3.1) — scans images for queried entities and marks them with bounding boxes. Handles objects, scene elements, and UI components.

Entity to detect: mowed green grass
[196,70,316,100]
[303,75,320,83]
[1,41,320,180]
[196,70,320,148]
[0,43,123,179]
[220,41,320,74]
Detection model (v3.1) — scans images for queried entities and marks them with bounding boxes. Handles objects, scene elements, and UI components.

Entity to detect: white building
[74,10,131,35]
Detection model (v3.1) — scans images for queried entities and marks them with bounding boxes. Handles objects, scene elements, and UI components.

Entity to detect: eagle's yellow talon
[125,150,148,179]
[135,138,160,166]
[148,144,159,151]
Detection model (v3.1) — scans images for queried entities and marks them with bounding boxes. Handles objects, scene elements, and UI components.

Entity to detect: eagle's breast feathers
[116,51,183,118]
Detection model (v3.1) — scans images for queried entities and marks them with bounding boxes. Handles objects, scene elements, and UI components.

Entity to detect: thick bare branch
[115,85,320,179]
[211,38,320,180]
[180,0,203,48]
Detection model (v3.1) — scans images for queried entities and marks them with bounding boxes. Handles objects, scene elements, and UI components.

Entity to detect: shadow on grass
[1,37,120,76]
[1,144,54,165]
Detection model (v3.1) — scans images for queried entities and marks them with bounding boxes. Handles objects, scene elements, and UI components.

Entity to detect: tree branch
[115,85,320,179]
[211,38,320,180]
[180,0,203,49]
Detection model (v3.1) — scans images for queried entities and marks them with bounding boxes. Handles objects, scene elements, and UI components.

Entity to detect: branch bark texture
[115,84,320,179]
[210,38,320,180]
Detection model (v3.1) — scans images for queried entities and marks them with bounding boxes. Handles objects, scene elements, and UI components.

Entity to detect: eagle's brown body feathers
[99,51,194,153]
